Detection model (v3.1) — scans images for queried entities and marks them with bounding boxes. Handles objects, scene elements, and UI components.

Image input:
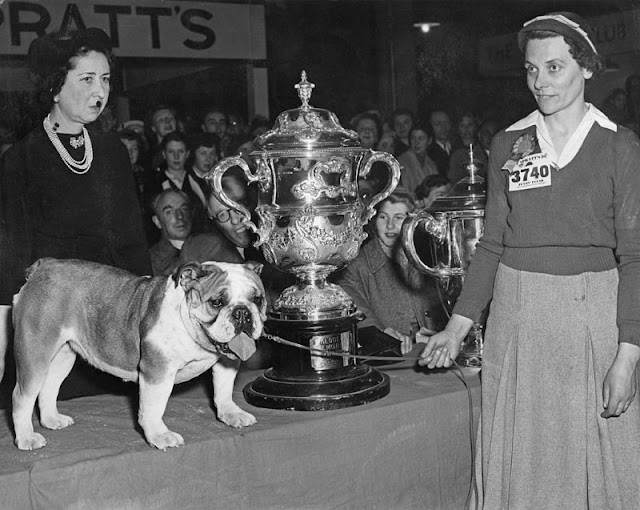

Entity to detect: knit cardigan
[454,123,640,346]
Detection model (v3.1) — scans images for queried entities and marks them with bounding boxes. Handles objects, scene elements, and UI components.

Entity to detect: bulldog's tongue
[228,332,256,361]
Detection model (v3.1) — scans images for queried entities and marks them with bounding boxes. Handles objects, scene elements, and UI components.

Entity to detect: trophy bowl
[401,149,486,367]
[208,71,400,410]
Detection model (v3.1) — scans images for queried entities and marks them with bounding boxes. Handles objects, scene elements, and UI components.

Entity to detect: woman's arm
[0,143,34,305]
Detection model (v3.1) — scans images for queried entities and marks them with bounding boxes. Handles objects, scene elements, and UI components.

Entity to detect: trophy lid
[254,71,361,151]
[427,144,486,212]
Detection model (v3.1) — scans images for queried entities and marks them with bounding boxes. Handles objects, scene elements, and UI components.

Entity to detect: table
[0,360,480,510]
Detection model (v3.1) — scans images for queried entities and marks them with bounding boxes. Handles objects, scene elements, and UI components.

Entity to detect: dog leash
[261,330,478,508]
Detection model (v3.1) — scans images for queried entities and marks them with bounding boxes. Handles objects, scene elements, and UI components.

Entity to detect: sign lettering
[0,0,266,60]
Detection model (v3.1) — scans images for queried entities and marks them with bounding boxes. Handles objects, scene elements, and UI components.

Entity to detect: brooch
[502,133,538,173]
[70,135,85,149]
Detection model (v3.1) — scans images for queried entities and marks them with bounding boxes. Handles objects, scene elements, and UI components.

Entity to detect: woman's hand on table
[602,342,640,418]
[416,314,474,369]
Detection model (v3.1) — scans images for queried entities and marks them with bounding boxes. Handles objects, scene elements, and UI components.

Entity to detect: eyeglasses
[211,208,246,223]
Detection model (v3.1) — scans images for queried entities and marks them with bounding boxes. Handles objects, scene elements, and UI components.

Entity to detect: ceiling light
[413,22,441,33]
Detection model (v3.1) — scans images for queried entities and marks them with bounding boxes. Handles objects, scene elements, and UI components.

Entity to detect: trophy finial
[295,70,315,109]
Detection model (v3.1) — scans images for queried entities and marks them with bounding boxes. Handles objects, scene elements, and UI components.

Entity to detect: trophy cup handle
[401,210,447,279]
[206,156,264,241]
[358,150,401,222]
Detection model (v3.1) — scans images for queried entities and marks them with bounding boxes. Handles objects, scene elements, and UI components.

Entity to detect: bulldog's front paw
[218,404,256,428]
[16,432,47,451]
[148,430,185,451]
[41,413,74,430]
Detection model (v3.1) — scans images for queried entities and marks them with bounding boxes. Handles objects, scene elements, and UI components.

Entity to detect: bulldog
[3,258,266,451]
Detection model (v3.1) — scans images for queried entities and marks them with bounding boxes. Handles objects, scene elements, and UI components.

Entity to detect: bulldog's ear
[173,262,203,288]
[245,261,263,276]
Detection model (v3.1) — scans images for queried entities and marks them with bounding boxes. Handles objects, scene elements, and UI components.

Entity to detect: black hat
[517,12,597,56]
[27,27,112,79]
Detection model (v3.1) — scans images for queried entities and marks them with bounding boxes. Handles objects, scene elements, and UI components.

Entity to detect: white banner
[0,0,266,60]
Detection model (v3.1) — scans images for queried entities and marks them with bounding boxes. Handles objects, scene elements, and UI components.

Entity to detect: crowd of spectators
[2,76,640,369]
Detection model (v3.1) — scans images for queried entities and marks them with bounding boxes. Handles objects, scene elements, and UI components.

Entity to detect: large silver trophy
[209,72,400,410]
[401,147,486,367]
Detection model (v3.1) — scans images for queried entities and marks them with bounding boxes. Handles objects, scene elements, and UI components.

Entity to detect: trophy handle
[359,150,401,222]
[401,210,448,279]
[205,156,264,241]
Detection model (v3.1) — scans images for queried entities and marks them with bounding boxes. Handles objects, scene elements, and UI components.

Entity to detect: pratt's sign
[0,0,266,60]
[478,9,640,76]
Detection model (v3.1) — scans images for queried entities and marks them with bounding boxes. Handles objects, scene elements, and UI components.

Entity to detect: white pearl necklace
[43,115,93,174]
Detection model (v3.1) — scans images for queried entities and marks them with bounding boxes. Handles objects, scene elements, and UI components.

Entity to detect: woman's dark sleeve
[103,137,153,276]
[0,144,34,304]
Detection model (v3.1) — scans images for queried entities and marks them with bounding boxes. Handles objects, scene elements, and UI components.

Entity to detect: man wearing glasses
[205,169,255,256]
[149,189,242,276]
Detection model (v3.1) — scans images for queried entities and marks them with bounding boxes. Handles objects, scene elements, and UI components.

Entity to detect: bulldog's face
[174,261,266,360]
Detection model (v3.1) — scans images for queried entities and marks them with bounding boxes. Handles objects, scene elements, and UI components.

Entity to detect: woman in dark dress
[0,28,151,400]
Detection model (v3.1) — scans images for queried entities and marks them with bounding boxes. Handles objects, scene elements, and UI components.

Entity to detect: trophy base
[243,364,390,411]
[243,315,390,411]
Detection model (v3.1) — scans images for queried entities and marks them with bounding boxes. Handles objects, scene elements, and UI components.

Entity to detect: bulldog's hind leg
[12,341,77,450]
[138,374,184,450]
[38,343,77,430]
[12,380,47,450]
[212,357,256,428]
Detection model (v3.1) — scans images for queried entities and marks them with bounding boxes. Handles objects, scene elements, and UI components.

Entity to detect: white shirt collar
[505,104,616,168]
[169,239,185,250]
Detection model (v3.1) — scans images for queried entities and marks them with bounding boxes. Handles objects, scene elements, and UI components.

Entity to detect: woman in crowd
[0,28,151,397]
[334,187,444,354]
[353,112,381,150]
[396,125,439,192]
[418,12,640,508]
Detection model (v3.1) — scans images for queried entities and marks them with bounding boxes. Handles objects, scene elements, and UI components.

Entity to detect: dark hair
[202,106,227,125]
[118,128,141,144]
[146,104,176,127]
[428,108,452,124]
[249,115,271,137]
[521,30,605,75]
[353,112,382,138]
[408,124,434,142]
[227,135,254,156]
[185,132,220,171]
[415,175,450,200]
[188,132,221,154]
[29,29,114,113]
[391,107,415,124]
[161,131,188,151]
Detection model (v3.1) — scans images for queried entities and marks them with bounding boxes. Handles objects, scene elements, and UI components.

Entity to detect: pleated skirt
[476,264,640,510]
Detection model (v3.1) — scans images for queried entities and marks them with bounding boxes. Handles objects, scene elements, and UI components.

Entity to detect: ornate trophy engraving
[208,71,400,410]
[401,145,485,367]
